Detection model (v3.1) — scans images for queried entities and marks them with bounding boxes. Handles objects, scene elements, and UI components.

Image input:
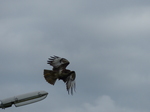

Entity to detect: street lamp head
[0,91,48,109]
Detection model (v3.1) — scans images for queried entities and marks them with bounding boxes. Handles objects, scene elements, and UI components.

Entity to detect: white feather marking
[51,57,62,68]
[66,75,76,95]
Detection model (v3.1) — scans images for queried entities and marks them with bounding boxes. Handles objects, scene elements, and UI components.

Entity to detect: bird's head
[60,58,70,65]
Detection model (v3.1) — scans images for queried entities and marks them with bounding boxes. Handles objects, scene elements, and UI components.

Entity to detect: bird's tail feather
[43,69,58,85]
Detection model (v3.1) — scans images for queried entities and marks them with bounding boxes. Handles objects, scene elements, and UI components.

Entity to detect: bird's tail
[43,69,58,85]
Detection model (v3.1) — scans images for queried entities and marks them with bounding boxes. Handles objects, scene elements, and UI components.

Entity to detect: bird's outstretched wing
[47,56,70,70]
[66,71,76,95]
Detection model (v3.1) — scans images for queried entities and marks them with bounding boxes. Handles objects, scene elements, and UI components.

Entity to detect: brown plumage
[43,56,76,95]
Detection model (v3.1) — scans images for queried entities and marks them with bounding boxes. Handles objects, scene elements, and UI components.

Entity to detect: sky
[0,0,150,112]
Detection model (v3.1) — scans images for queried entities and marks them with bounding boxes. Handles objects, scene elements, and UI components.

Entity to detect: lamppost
[0,91,48,109]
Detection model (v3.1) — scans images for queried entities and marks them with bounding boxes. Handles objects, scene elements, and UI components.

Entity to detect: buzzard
[43,56,76,95]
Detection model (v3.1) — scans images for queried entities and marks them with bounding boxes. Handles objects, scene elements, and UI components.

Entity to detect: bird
[43,55,76,95]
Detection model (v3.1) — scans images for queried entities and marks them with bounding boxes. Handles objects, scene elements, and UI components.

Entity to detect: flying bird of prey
[43,56,76,95]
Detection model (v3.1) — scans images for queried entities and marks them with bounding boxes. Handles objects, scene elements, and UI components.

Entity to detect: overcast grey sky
[1,0,150,112]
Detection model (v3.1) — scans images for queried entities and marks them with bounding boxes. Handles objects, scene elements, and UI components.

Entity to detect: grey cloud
[1,0,150,112]
[60,95,149,112]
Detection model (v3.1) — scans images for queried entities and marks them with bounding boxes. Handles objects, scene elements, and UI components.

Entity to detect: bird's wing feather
[47,56,70,69]
[47,56,62,68]
[66,71,76,95]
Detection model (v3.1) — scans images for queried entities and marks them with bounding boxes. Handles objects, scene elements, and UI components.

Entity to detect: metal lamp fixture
[0,91,48,109]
